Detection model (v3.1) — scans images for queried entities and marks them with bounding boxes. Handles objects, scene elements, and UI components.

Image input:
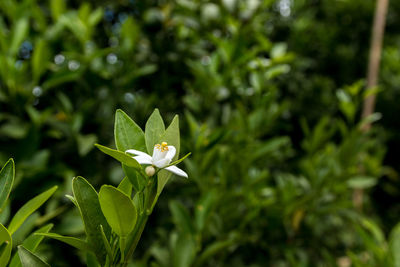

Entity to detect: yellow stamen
[155,142,169,152]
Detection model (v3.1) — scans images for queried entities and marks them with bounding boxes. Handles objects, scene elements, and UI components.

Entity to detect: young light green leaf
[72,177,111,265]
[157,115,180,197]
[0,223,12,266]
[145,109,165,154]
[117,177,133,197]
[35,233,89,251]
[9,224,53,267]
[95,144,141,170]
[8,186,57,235]
[99,185,137,237]
[114,109,146,152]
[0,159,14,212]
[18,246,50,267]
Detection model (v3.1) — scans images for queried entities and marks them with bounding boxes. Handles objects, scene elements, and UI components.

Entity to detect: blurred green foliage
[0,0,400,266]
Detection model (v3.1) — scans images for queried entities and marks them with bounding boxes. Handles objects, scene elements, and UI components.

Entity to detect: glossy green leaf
[0,223,12,266]
[12,212,40,247]
[8,186,58,235]
[18,246,49,267]
[72,177,111,265]
[117,177,133,196]
[99,185,137,237]
[157,115,180,197]
[122,165,146,192]
[0,159,14,213]
[114,109,146,152]
[95,144,141,170]
[35,233,89,251]
[145,109,165,154]
[9,224,53,267]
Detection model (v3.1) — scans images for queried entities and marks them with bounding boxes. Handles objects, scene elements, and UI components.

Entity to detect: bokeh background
[1,0,400,266]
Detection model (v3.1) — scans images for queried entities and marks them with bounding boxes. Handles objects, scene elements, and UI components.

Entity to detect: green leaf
[145,109,165,154]
[86,252,101,267]
[114,109,146,152]
[122,165,146,192]
[18,246,49,267]
[95,144,141,170]
[65,195,78,207]
[8,186,58,235]
[172,234,196,267]
[169,201,194,235]
[32,39,49,82]
[389,222,400,267]
[118,177,133,196]
[10,18,29,56]
[195,238,236,266]
[0,223,12,266]
[194,191,217,232]
[77,134,98,156]
[50,0,66,21]
[35,233,89,251]
[0,159,14,213]
[72,177,111,265]
[99,225,112,261]
[167,153,191,168]
[347,176,377,189]
[12,212,40,247]
[99,186,137,237]
[9,224,53,267]
[157,115,180,197]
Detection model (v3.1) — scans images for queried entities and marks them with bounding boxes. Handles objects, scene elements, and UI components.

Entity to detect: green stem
[123,214,148,267]
[123,178,156,266]
[120,237,126,263]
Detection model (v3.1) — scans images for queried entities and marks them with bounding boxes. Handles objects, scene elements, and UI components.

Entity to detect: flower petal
[152,145,168,162]
[154,158,170,168]
[165,146,176,161]
[133,155,152,165]
[165,165,188,178]
[126,149,152,159]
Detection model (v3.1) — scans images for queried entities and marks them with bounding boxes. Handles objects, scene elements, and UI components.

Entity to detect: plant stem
[122,214,148,267]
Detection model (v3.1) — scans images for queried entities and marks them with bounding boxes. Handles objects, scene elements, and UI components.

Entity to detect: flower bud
[145,166,156,177]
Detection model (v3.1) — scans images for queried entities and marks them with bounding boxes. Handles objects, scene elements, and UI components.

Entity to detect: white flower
[126,142,188,178]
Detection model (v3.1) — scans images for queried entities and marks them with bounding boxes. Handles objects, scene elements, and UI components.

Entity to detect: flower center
[155,142,169,152]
